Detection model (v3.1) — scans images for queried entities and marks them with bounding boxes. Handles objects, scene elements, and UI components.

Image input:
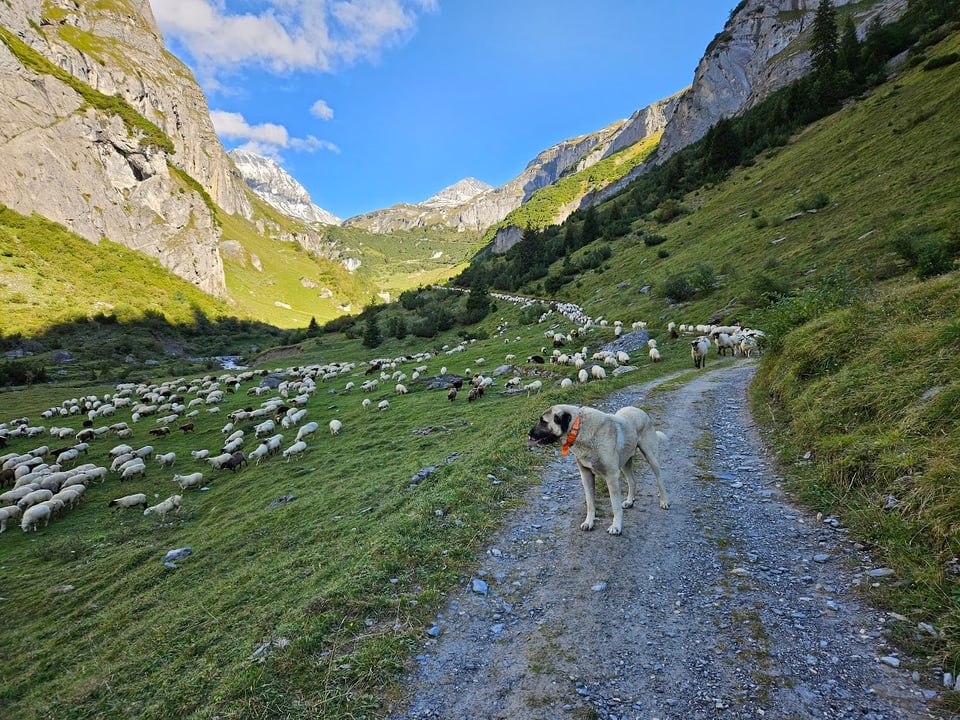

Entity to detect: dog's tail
[656,430,669,448]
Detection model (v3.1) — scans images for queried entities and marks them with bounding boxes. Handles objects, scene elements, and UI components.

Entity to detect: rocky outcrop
[0,0,247,295]
[229,149,341,226]
[654,0,909,162]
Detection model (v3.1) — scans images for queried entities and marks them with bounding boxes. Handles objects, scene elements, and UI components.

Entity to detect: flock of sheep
[0,294,762,535]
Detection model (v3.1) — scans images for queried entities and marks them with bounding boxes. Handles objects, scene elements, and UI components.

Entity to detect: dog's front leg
[601,467,624,535]
[576,462,597,531]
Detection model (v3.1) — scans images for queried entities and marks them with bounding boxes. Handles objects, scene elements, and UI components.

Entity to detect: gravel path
[385,361,948,720]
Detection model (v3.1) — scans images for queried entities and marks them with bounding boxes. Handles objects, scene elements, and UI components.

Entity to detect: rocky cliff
[228,150,342,226]
[653,0,909,162]
[0,0,345,300]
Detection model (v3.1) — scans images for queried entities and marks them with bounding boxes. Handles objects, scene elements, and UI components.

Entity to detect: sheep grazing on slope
[282,441,307,462]
[377,400,390,411]
[295,421,319,443]
[20,503,51,531]
[0,505,22,532]
[156,451,177,468]
[649,347,662,362]
[108,493,148,510]
[173,472,204,490]
[329,419,343,435]
[143,494,182,518]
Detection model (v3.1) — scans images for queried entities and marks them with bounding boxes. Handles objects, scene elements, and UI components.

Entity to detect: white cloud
[211,110,339,157]
[150,0,435,75]
[310,99,334,120]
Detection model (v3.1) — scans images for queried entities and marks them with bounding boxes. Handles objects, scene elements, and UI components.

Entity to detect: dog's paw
[621,499,634,509]
[579,520,594,531]
[606,524,622,535]
[659,499,670,509]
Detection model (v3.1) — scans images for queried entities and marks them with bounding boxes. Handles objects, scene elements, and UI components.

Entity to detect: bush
[643,233,668,247]
[923,52,959,71]
[662,275,697,303]
[688,262,717,294]
[891,228,960,279]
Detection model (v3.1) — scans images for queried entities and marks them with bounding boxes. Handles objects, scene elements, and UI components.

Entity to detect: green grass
[0,302,692,719]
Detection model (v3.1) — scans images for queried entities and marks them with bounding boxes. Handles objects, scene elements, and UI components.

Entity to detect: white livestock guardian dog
[528,404,669,535]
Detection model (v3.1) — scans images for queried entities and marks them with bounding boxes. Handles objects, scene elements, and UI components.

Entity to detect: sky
[148,1,735,221]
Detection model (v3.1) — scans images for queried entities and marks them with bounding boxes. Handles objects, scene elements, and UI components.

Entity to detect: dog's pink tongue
[527,437,540,445]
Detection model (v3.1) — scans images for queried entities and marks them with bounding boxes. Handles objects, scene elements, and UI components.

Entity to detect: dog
[528,404,669,535]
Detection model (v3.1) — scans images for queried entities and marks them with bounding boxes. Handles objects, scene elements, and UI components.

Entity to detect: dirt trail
[386,361,947,720]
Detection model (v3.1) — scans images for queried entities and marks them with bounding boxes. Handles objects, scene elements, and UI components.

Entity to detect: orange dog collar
[561,412,582,456]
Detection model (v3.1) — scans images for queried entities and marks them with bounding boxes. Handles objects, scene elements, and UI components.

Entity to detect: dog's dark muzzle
[528,422,559,445]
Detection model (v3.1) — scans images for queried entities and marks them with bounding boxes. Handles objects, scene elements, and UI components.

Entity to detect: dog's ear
[555,410,572,433]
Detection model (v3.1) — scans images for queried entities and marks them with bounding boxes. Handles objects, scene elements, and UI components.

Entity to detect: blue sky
[149,1,735,220]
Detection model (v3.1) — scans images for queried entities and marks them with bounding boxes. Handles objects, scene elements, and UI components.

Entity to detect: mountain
[0,0,341,305]
[228,149,341,226]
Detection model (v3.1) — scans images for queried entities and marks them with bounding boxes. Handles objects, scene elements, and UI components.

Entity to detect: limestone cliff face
[654,0,908,162]
[0,0,260,296]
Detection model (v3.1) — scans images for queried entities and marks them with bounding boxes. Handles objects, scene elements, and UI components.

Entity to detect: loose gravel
[385,361,949,720]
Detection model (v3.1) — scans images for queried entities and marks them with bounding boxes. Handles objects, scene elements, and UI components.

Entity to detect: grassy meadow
[0,303,693,719]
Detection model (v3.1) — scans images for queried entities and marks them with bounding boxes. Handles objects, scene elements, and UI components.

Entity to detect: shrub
[662,274,697,303]
[923,52,959,71]
[891,228,960,279]
[643,233,668,247]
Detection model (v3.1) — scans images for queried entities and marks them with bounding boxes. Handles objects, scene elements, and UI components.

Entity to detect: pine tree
[361,317,381,349]
[811,0,839,76]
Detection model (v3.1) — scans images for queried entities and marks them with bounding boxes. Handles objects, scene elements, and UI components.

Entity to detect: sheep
[295,421,319,443]
[524,380,543,394]
[691,336,711,369]
[591,365,607,380]
[222,437,244,454]
[221,452,246,472]
[17,488,54,511]
[0,505,22,532]
[207,453,234,470]
[173,472,204,490]
[447,387,457,402]
[20,503,51,531]
[108,493,148,510]
[156,451,177,468]
[282,441,307,462]
[254,419,276,438]
[191,449,210,462]
[134,445,154,460]
[713,332,737,356]
[53,485,85,510]
[143,494,182,518]
[377,400,390,411]
[329,419,343,435]
[395,383,408,395]
[649,347,662,362]
[121,462,147,482]
[248,443,270,465]
[560,377,574,389]
[578,368,589,384]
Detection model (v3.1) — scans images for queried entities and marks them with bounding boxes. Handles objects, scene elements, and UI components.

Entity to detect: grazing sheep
[377,400,390,411]
[20,503,51,531]
[179,422,195,433]
[134,445,154,460]
[156,451,177,468]
[560,377,574,389]
[121,462,147,482]
[207,453,234,470]
[254,419,276,438]
[108,493,148,510]
[173,472,204,490]
[248,444,270,465]
[0,504,22,532]
[447,387,457,402]
[191,449,210,462]
[329,419,343,435]
[591,365,607,380]
[109,443,134,458]
[691,336,711,369]
[221,452,246,472]
[395,383,408,395]
[649,347,662,362]
[143,494,182,518]
[17,488,53,511]
[295,421,319,443]
[524,380,543,394]
[282,441,307,462]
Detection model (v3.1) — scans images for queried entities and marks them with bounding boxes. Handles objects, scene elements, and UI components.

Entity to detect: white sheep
[524,380,543,394]
[254,419,276,438]
[691,336,711,369]
[329,419,343,436]
[282,441,307,462]
[395,383,408,395]
[143,494,182,518]
[207,453,234,470]
[108,493,148,510]
[295,422,319,443]
[0,505,22,532]
[191,449,210,462]
[560,377,574,389]
[649,347,662,362]
[17,488,53,511]
[248,444,270,465]
[591,365,607,380]
[20,503,51,531]
[362,398,372,410]
[377,400,390,411]
[156,451,177,468]
[173,472,204,491]
[121,462,147,482]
